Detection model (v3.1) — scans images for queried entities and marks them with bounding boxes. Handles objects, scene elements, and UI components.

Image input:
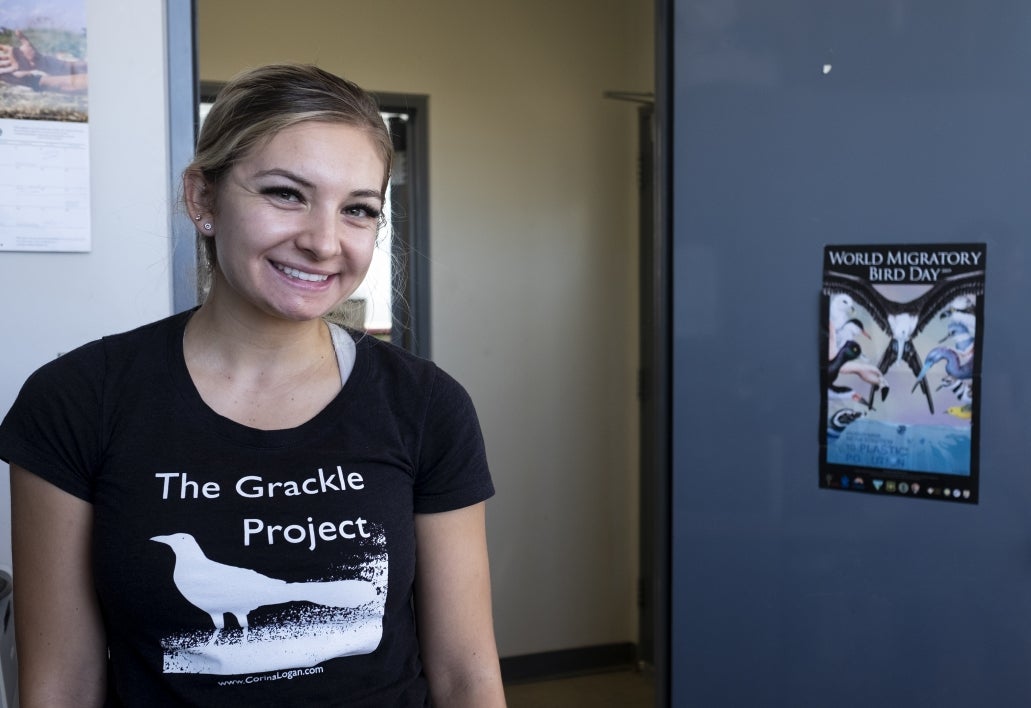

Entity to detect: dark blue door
[669,1,1031,706]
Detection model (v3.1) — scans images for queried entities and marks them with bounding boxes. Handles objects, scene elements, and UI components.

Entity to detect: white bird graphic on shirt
[151,533,378,645]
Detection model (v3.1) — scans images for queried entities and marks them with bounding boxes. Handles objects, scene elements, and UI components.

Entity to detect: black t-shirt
[0,310,494,706]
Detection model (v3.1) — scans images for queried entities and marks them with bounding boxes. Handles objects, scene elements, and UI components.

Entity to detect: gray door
[668,1,1031,706]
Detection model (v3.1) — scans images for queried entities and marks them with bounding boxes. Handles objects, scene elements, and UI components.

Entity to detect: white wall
[0,1,175,571]
[198,0,653,657]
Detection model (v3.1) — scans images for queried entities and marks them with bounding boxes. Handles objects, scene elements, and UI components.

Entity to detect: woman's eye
[261,186,302,203]
[345,203,382,221]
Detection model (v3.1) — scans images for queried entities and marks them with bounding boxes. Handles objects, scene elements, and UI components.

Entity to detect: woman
[0,64,506,707]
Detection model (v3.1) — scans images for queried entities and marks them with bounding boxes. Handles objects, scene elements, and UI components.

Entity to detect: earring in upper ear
[203,223,213,231]
[194,214,202,221]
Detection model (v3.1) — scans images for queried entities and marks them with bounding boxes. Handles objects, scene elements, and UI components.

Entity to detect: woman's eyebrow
[254,168,315,188]
[254,169,383,201]
[351,188,386,202]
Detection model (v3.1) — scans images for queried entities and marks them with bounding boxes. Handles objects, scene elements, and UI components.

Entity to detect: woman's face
[206,121,386,323]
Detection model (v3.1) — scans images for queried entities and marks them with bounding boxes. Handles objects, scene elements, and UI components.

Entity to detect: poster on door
[819,244,985,503]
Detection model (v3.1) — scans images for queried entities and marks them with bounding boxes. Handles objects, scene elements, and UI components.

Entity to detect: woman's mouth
[274,263,330,282]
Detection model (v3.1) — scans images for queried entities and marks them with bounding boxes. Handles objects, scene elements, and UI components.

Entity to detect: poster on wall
[0,0,90,252]
[820,244,985,504]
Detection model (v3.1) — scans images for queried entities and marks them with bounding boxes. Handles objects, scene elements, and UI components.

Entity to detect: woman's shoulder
[98,309,192,348]
[353,332,440,379]
[352,333,476,411]
[29,310,190,386]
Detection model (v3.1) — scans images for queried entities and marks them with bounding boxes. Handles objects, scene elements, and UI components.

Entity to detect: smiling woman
[0,64,505,707]
[196,91,414,345]
[184,120,386,326]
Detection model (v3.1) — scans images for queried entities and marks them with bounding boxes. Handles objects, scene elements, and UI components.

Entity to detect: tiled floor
[505,668,654,708]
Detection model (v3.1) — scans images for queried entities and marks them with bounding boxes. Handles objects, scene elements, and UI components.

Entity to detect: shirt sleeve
[412,367,495,514]
[0,342,106,502]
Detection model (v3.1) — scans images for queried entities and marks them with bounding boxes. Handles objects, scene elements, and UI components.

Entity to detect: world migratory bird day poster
[820,244,985,504]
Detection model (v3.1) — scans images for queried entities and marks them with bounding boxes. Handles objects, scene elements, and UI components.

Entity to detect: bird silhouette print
[151,533,378,645]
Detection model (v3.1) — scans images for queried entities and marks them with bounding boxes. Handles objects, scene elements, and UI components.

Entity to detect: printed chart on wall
[0,0,90,252]
[820,244,985,504]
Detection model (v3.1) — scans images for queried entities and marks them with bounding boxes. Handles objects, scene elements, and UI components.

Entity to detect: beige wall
[197,0,653,658]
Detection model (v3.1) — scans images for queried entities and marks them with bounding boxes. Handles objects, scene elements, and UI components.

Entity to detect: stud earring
[203,223,213,231]
[194,214,202,221]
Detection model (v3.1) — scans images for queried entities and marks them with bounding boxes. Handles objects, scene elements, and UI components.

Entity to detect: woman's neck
[186,298,328,367]
[183,288,344,430]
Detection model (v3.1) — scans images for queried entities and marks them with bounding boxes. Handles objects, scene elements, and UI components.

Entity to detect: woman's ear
[183,170,213,231]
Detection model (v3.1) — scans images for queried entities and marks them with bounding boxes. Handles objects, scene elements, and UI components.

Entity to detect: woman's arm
[414,502,506,707]
[11,464,107,707]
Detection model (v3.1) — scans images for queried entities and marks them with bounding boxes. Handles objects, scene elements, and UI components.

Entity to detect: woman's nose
[295,209,343,260]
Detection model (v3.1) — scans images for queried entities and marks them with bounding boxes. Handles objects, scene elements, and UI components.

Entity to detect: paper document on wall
[0,119,90,252]
[0,7,91,252]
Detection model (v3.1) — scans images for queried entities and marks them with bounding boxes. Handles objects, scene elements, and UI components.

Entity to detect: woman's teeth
[275,264,328,282]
